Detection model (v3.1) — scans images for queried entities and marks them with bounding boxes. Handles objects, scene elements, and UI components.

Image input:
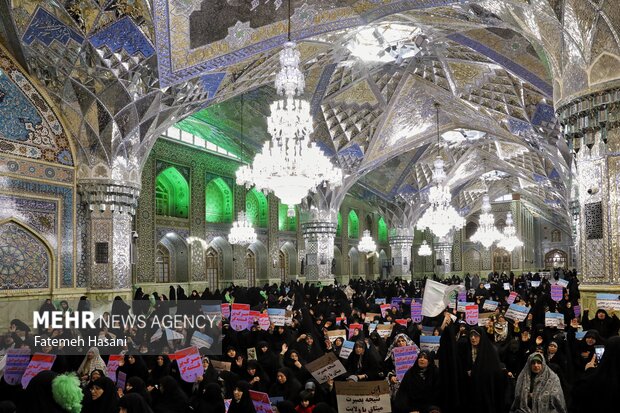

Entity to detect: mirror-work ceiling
[3,0,620,232]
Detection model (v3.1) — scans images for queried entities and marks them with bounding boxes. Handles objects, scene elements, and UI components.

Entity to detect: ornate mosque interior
[0,0,618,312]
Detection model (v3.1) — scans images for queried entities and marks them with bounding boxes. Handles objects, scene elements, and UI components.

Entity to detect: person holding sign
[345,340,380,382]
[510,353,566,413]
[393,351,440,413]
[581,309,620,339]
[228,381,257,413]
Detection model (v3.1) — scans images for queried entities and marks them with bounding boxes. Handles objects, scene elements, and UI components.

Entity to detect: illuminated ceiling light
[346,25,423,63]
[415,104,465,238]
[228,211,257,246]
[418,240,432,256]
[498,212,523,252]
[236,5,342,209]
[441,129,486,145]
[470,194,503,249]
[358,230,377,254]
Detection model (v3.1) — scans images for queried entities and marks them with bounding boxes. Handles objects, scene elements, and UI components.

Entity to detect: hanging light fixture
[415,103,465,238]
[228,211,257,246]
[418,240,432,256]
[358,230,377,253]
[498,212,523,252]
[236,0,342,215]
[470,193,503,249]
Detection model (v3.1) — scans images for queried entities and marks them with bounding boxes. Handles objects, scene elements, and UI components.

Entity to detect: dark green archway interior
[246,188,268,228]
[278,203,297,231]
[378,216,388,243]
[348,210,359,239]
[155,167,189,219]
[205,177,233,223]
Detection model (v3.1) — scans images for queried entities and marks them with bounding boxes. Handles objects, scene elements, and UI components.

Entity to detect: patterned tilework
[0,47,74,166]
[447,33,553,97]
[89,17,155,57]
[311,63,337,117]
[530,103,555,126]
[2,177,74,287]
[0,195,57,239]
[0,154,74,185]
[0,221,50,289]
[201,73,227,99]
[76,200,88,288]
[22,7,84,47]
[153,0,462,87]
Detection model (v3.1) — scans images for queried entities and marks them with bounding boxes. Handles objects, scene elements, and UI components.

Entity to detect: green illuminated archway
[246,188,268,228]
[348,210,359,239]
[378,217,388,243]
[155,167,189,219]
[278,203,297,231]
[336,212,342,236]
[205,178,233,223]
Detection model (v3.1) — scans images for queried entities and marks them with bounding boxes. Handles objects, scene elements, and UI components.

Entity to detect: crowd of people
[1,269,620,413]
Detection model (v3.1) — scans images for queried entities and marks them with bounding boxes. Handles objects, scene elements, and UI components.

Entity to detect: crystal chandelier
[418,240,432,256]
[358,230,377,253]
[415,103,465,238]
[498,212,523,252]
[236,13,342,211]
[470,194,503,249]
[228,211,257,246]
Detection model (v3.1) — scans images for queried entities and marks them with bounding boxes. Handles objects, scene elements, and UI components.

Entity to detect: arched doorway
[379,249,388,279]
[333,246,342,279]
[493,248,511,273]
[348,247,359,277]
[156,244,171,283]
[545,249,567,269]
[245,249,256,287]
[207,237,233,285]
[280,241,297,281]
[205,247,219,290]
[156,232,188,283]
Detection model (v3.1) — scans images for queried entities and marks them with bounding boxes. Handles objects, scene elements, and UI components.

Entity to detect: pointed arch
[348,210,359,239]
[207,236,233,285]
[156,232,189,282]
[247,240,268,286]
[278,203,297,231]
[280,241,297,281]
[0,218,53,290]
[156,167,189,219]
[205,177,233,223]
[465,221,478,240]
[246,188,268,228]
[378,217,388,243]
[348,247,360,276]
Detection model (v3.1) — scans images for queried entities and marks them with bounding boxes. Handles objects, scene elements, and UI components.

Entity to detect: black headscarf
[86,377,119,413]
[23,371,65,413]
[155,376,188,413]
[467,326,504,413]
[196,383,225,413]
[117,393,153,413]
[393,351,440,413]
[571,336,620,412]
[228,381,256,413]
[126,376,152,406]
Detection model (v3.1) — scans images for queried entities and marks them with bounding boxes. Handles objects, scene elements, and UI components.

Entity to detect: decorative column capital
[302,221,337,239]
[78,181,141,215]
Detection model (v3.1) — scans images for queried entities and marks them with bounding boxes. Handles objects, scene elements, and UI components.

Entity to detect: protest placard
[484,283,491,289]
[211,360,231,372]
[267,308,286,326]
[380,304,391,318]
[165,328,184,341]
[596,293,620,311]
[531,281,541,288]
[305,352,347,384]
[458,289,466,302]
[457,301,475,313]
[326,329,347,344]
[231,303,250,331]
[393,345,419,381]
[557,279,569,288]
[466,305,479,326]
[248,310,261,329]
[478,312,494,327]
[3,349,30,386]
[106,354,123,382]
[190,331,214,350]
[395,319,408,327]
[410,301,422,323]
[116,371,126,390]
[419,336,440,353]
[364,312,381,323]
[574,305,581,318]
[150,328,163,343]
[345,286,355,300]
[258,313,270,330]
[336,317,344,326]
[339,340,355,360]
[376,324,393,339]
[336,381,391,413]
[482,300,498,311]
[575,331,586,340]
[505,304,531,322]
[503,282,511,291]
[348,323,363,339]
[21,353,55,388]
[545,312,565,329]
[247,347,257,361]
[249,390,274,413]
[221,303,230,319]
[506,291,518,305]
[375,298,386,305]
[174,346,202,383]
[551,284,564,302]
